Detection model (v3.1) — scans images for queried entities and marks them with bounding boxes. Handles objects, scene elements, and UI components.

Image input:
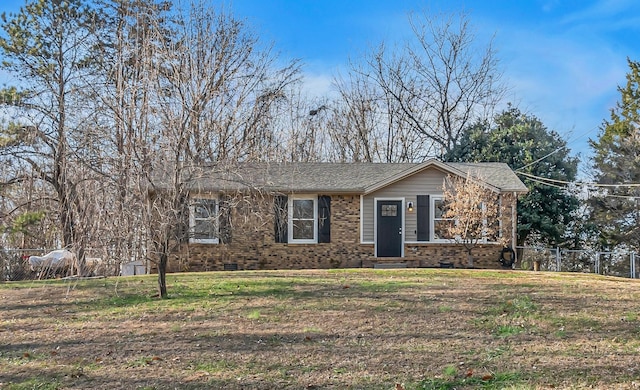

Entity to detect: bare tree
[144,1,299,297]
[327,55,431,163]
[442,173,507,267]
[275,91,332,162]
[327,12,502,163]
[328,70,380,162]
[353,11,504,159]
[79,0,171,273]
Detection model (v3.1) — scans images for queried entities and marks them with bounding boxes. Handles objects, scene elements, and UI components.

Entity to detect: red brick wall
[167,193,517,272]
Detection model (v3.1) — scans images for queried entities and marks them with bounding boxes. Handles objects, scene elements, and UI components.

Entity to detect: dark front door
[376,200,403,257]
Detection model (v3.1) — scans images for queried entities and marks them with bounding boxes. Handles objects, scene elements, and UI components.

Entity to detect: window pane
[192,199,217,241]
[381,204,397,217]
[194,200,216,218]
[193,219,216,240]
[434,220,454,240]
[434,200,446,218]
[293,199,314,219]
[487,219,500,242]
[292,219,314,240]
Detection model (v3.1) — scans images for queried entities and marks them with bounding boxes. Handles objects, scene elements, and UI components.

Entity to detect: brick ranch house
[158,159,528,272]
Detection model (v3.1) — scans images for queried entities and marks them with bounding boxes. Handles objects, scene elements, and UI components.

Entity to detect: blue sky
[225,0,640,171]
[2,0,639,172]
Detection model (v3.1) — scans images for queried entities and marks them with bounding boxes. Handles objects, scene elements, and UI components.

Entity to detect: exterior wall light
[407,201,414,212]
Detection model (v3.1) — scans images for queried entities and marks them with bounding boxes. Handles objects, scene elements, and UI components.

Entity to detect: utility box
[121,260,146,276]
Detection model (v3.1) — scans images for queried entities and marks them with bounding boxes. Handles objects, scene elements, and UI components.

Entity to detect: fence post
[556,248,561,272]
[631,253,636,279]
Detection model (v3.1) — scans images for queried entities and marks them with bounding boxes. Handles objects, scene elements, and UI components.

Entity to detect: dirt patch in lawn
[1,269,640,389]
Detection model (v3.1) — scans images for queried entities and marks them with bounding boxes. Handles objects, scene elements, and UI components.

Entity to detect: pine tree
[0,0,102,268]
[445,106,580,248]
[589,58,640,250]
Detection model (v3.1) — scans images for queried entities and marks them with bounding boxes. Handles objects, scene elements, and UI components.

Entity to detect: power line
[516,148,564,172]
[521,175,568,190]
[515,125,601,173]
[517,172,640,200]
[517,171,640,188]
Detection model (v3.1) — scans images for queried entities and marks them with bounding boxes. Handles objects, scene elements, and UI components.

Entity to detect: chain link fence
[1,248,147,281]
[515,246,639,279]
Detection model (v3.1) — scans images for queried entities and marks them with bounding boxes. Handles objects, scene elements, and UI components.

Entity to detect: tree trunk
[76,246,86,276]
[156,236,169,298]
[467,249,474,268]
[158,251,168,299]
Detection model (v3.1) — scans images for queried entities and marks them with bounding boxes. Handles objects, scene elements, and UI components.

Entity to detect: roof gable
[362,158,507,194]
[447,162,529,193]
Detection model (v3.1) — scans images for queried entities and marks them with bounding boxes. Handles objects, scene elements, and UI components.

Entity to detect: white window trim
[288,195,318,244]
[189,196,219,244]
[359,195,367,244]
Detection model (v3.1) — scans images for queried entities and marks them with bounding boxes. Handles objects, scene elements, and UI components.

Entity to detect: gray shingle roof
[169,160,527,194]
[447,162,529,193]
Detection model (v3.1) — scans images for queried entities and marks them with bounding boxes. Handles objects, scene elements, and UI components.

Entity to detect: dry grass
[1,269,640,389]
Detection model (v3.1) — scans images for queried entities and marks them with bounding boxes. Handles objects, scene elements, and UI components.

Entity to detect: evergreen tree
[589,58,640,250]
[445,106,580,247]
[0,0,102,265]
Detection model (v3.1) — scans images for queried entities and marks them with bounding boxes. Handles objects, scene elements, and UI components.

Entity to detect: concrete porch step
[373,263,408,269]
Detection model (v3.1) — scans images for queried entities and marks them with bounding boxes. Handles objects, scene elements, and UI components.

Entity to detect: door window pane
[381,204,397,217]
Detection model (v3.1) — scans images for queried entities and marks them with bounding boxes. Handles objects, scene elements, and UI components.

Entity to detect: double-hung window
[486,202,502,243]
[275,195,330,244]
[289,196,318,243]
[479,202,502,243]
[288,196,318,243]
[417,194,501,243]
[189,198,219,244]
[432,197,455,241]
